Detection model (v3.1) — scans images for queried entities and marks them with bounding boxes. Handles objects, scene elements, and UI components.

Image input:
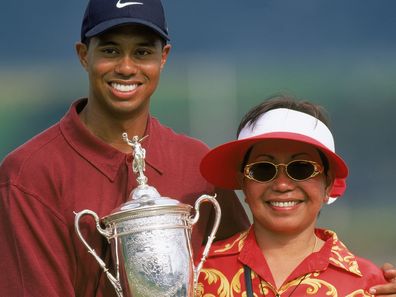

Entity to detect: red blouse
[197,228,385,297]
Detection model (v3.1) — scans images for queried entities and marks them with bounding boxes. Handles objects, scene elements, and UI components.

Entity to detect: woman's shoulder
[355,256,387,283]
[318,228,386,284]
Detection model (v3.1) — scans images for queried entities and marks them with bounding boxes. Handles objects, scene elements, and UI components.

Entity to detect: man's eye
[136,49,151,56]
[102,48,119,55]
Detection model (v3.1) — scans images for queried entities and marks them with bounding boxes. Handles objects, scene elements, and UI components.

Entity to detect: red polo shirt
[0,99,249,297]
[197,228,386,297]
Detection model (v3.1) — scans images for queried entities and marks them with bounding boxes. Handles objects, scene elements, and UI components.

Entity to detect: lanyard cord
[243,265,254,297]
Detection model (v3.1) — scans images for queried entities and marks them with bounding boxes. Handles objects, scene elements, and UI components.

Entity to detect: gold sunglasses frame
[244,160,323,183]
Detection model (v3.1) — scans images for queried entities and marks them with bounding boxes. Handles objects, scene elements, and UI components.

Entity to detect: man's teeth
[269,201,299,208]
[112,83,138,92]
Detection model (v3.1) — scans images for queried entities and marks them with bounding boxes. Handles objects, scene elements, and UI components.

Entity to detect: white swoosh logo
[116,1,143,8]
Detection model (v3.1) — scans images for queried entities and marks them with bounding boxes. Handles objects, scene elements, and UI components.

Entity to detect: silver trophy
[74,133,221,297]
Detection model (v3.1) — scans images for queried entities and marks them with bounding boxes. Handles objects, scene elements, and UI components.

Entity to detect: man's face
[76,24,171,119]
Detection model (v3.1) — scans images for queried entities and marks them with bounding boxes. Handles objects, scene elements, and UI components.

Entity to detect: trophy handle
[74,210,123,297]
[190,194,222,289]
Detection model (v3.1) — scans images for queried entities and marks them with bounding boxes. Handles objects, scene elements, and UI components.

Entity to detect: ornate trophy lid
[103,133,191,223]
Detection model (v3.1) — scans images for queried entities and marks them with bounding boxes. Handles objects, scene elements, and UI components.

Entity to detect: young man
[0,0,249,296]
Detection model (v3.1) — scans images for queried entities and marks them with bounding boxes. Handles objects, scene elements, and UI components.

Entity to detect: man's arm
[208,187,250,240]
[370,263,396,296]
[0,184,75,297]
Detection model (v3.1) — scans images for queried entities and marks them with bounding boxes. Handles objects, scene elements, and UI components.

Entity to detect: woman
[197,96,386,296]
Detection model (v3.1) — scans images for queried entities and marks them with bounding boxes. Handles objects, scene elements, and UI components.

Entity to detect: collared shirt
[0,99,249,297]
[197,227,386,297]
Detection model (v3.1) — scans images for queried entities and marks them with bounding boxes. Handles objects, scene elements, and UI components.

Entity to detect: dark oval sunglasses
[244,160,323,183]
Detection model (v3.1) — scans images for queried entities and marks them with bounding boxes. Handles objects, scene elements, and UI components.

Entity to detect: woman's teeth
[269,201,299,208]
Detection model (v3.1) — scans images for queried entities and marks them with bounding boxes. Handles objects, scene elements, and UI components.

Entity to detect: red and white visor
[200,108,348,199]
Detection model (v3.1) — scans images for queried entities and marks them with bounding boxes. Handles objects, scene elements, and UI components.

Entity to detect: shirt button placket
[125,155,137,194]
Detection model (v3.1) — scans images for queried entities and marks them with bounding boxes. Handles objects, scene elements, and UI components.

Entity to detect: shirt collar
[319,229,363,277]
[59,99,164,181]
[142,115,165,176]
[208,227,362,277]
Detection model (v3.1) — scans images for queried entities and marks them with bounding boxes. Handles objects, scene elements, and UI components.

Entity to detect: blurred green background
[1,0,395,266]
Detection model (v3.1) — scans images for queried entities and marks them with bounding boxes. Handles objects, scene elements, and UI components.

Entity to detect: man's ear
[160,44,171,71]
[75,42,89,70]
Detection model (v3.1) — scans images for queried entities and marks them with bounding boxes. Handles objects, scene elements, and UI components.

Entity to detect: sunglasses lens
[287,161,315,180]
[248,162,277,182]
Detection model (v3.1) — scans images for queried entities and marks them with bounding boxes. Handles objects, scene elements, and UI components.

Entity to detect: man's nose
[115,56,138,76]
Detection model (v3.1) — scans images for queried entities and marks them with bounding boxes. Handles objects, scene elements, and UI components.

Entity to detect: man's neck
[78,102,149,154]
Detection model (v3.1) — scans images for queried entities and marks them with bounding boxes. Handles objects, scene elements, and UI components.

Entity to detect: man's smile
[111,82,139,92]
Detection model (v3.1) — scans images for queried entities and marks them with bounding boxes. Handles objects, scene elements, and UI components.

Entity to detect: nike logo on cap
[116,1,143,8]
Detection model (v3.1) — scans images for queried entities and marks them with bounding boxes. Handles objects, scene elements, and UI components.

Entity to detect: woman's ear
[323,173,335,203]
[237,171,244,189]
[239,173,252,205]
[237,172,247,201]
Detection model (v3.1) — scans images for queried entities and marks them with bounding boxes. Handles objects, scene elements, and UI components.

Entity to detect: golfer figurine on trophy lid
[75,133,221,297]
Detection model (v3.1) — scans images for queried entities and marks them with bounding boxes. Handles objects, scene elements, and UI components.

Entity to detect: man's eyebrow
[135,40,158,47]
[97,40,118,46]
[97,40,157,47]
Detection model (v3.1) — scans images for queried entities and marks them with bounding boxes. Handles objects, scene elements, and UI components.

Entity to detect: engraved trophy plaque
[74,133,221,297]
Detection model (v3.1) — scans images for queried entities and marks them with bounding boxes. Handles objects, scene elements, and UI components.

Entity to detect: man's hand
[369,263,396,296]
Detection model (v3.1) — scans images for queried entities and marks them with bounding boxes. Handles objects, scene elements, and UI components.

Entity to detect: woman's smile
[266,200,302,209]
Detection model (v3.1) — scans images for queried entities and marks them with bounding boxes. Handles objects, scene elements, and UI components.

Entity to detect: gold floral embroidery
[330,248,362,276]
[260,273,338,296]
[326,230,362,276]
[198,268,262,297]
[251,271,269,295]
[214,231,249,253]
[229,268,244,295]
[197,268,231,297]
[198,269,374,296]
[195,282,204,296]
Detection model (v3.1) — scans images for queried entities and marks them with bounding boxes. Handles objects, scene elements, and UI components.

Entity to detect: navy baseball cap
[81,0,169,43]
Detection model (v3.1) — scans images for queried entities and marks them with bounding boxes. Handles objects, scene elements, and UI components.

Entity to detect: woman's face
[241,139,333,235]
